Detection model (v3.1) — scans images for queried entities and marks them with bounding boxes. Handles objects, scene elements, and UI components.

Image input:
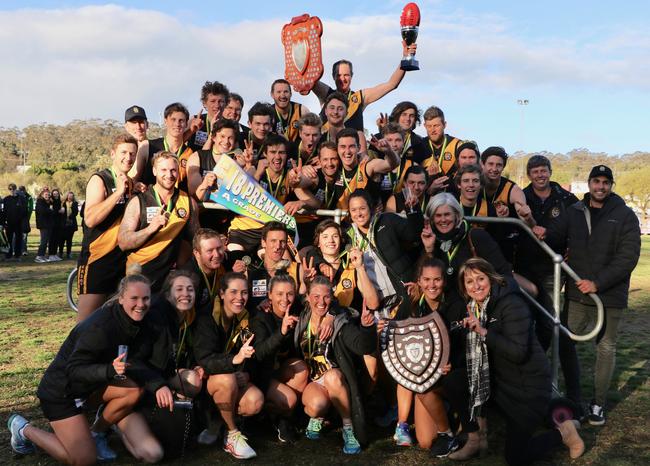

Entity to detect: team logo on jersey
[292,121,299,129]
[342,278,353,289]
[181,159,188,168]
[551,206,560,218]
[351,94,359,104]
[177,207,187,218]
[443,151,452,161]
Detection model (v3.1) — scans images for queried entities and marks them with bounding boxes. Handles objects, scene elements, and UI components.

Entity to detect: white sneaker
[34,256,47,263]
[224,430,257,459]
[48,255,62,262]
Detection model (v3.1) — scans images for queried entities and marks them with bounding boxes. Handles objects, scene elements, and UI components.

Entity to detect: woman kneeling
[8,274,165,465]
[296,276,377,454]
[192,272,264,460]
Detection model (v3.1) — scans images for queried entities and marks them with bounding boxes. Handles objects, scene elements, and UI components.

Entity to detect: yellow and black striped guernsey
[126,186,191,291]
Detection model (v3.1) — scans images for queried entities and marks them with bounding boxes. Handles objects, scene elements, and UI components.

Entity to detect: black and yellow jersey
[126,186,192,290]
[79,169,129,265]
[320,89,364,132]
[271,102,302,142]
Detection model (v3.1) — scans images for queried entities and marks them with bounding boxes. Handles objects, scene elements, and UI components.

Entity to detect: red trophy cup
[400,3,420,71]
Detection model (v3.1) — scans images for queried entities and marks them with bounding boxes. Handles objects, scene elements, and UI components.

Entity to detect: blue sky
[2,1,649,155]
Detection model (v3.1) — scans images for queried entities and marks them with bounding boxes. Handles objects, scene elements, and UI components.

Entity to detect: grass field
[0,233,648,465]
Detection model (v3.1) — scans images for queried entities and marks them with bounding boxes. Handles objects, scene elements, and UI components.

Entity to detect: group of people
[0,183,79,262]
[7,44,642,466]
[0,183,32,260]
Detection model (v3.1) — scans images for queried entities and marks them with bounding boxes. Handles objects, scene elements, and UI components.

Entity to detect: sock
[342,418,352,427]
[439,430,453,436]
[227,429,239,437]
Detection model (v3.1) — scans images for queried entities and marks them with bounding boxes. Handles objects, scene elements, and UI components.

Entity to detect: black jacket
[517,182,578,278]
[2,194,28,227]
[148,295,197,379]
[483,278,551,426]
[351,209,424,318]
[369,209,424,283]
[63,200,79,231]
[35,197,54,230]
[546,193,641,308]
[433,224,512,295]
[36,300,165,402]
[293,306,377,446]
[192,308,252,375]
[249,310,297,391]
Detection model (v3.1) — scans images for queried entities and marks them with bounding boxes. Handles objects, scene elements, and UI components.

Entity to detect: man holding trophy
[310,3,421,132]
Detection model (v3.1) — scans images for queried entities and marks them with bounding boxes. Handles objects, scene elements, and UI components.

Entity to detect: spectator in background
[18,186,33,256]
[34,188,55,263]
[60,191,79,260]
[3,183,28,261]
[48,189,64,262]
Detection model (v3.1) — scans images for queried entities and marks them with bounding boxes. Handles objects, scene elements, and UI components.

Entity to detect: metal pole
[551,257,562,389]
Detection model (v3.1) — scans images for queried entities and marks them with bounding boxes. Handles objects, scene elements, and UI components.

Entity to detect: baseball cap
[588,165,613,182]
[124,105,147,122]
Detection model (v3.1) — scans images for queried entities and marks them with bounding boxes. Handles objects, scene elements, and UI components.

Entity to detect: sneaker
[198,427,220,445]
[34,256,47,263]
[393,422,413,447]
[48,255,62,262]
[92,430,117,461]
[276,418,298,443]
[341,424,361,454]
[374,404,398,427]
[588,401,605,426]
[430,431,459,458]
[22,251,28,256]
[305,417,324,440]
[7,413,35,455]
[223,430,257,459]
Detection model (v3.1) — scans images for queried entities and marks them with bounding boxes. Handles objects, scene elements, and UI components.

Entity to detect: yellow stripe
[127,192,190,266]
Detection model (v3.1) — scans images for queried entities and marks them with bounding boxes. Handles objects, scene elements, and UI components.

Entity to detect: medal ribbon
[298,141,317,165]
[341,165,361,193]
[275,104,293,138]
[152,187,174,213]
[200,268,218,302]
[265,169,286,199]
[163,137,184,157]
[428,135,448,171]
[445,240,462,271]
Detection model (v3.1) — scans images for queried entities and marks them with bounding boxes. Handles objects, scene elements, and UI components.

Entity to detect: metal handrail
[465,215,605,394]
[201,202,349,225]
[464,215,605,342]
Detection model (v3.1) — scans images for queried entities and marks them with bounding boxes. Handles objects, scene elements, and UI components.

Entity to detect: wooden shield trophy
[380,313,450,393]
[281,14,324,95]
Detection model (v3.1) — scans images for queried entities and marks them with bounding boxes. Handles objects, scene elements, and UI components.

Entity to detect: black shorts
[227,227,263,255]
[77,247,126,295]
[38,396,84,422]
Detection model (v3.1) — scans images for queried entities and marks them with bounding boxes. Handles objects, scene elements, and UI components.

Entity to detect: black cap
[457,140,480,156]
[124,105,147,122]
[588,165,613,182]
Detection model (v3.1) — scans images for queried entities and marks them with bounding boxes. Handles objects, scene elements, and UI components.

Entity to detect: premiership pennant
[209,156,297,231]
